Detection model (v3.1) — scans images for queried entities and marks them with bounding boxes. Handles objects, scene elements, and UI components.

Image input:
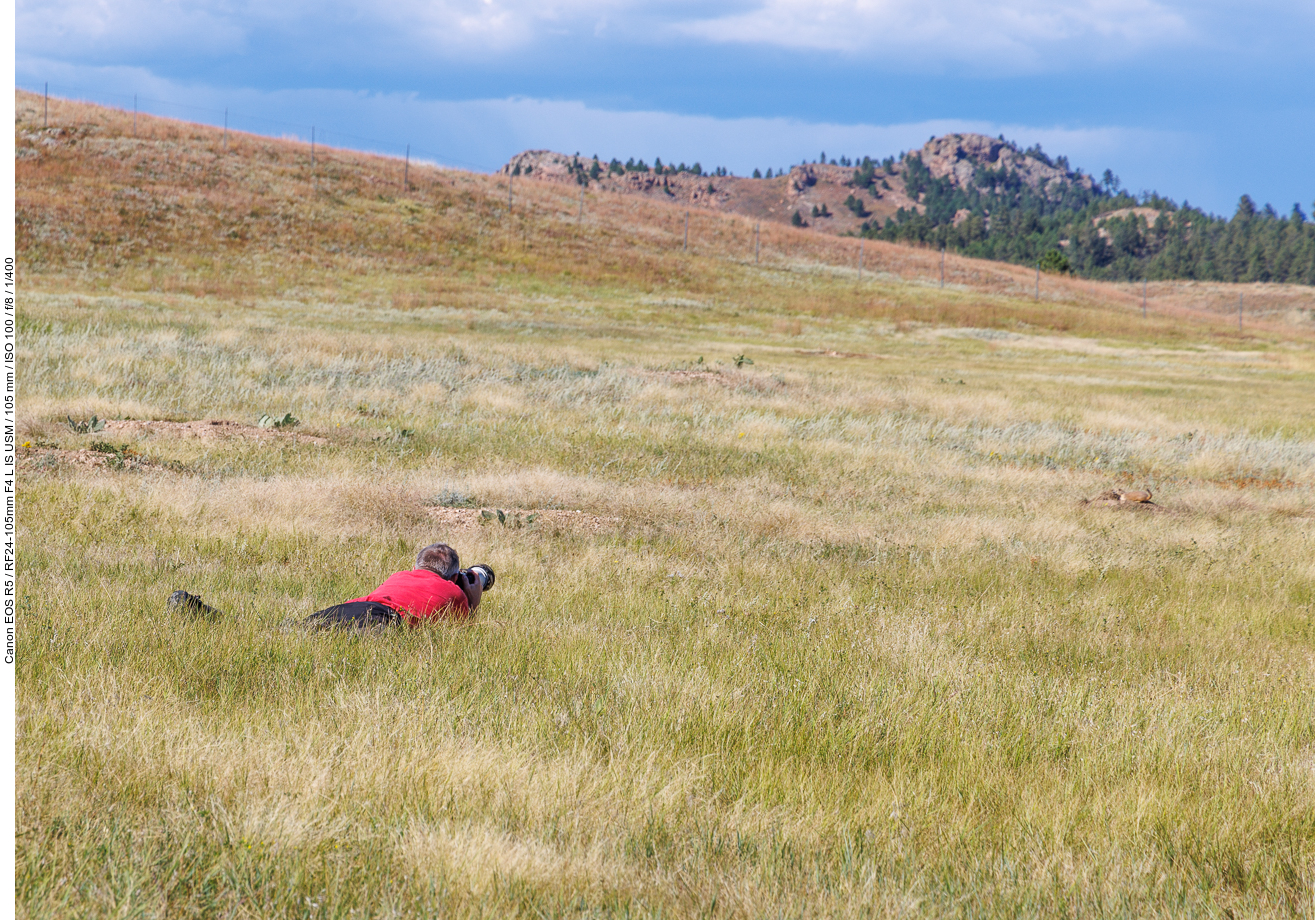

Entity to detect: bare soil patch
[103,419,328,445]
[425,507,622,534]
[19,446,175,473]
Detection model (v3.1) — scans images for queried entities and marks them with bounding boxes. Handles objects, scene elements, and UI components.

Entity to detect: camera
[463,564,495,591]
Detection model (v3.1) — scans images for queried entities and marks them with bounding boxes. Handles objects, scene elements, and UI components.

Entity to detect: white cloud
[362,0,621,55]
[675,0,1193,66]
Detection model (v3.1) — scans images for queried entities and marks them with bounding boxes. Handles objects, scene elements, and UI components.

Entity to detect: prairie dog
[1117,489,1152,503]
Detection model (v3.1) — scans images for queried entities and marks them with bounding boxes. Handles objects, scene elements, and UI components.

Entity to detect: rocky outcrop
[1093,207,1169,226]
[918,133,1095,199]
[502,150,579,180]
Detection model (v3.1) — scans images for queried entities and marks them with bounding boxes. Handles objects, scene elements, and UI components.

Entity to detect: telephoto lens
[465,564,495,591]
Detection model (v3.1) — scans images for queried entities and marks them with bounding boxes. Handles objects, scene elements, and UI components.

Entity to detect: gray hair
[415,543,460,579]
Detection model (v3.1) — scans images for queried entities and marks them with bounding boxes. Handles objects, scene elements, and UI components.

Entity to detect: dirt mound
[19,445,175,473]
[103,419,328,445]
[425,507,622,534]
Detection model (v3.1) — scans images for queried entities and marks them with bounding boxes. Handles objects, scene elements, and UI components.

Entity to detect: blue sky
[16,0,1315,216]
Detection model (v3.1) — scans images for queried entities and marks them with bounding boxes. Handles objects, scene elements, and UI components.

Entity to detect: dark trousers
[303,601,401,630]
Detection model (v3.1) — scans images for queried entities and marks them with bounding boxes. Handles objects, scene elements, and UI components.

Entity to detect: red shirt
[349,569,470,623]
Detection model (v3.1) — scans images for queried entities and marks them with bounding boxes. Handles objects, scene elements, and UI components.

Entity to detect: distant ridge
[504,135,1315,285]
[501,134,1095,237]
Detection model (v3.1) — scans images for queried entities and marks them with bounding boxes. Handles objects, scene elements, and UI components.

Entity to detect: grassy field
[16,92,1315,918]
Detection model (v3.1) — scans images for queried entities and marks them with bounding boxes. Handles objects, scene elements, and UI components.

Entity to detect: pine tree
[1039,249,1071,274]
[753,168,762,179]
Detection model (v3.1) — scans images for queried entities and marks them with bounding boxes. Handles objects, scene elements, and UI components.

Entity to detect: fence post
[684,211,689,250]
[133,95,137,137]
[1239,293,1243,332]
[578,186,584,224]
[1035,262,1040,300]
[940,245,945,288]
[404,144,409,190]
[311,127,315,168]
[508,172,513,211]
[223,108,227,151]
[859,238,863,280]
[755,223,760,264]
[44,82,48,127]
[1142,278,1147,318]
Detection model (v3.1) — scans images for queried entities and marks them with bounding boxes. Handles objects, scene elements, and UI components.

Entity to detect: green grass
[19,286,1315,918]
[20,502,1315,917]
[16,92,1315,919]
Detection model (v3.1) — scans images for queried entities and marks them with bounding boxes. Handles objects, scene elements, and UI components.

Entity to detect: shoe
[167,590,223,620]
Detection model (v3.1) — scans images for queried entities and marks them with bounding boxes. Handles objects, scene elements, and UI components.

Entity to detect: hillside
[504,149,917,236]
[506,134,1315,286]
[502,133,1092,239]
[18,90,1313,336]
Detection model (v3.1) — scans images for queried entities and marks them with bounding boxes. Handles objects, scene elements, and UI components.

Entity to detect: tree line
[510,145,1314,284]
[513,155,730,187]
[855,151,1315,284]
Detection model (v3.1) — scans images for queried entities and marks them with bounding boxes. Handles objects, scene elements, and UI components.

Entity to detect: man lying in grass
[168,542,489,628]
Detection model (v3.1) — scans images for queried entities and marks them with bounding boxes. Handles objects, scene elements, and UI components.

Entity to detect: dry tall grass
[15,92,1315,919]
